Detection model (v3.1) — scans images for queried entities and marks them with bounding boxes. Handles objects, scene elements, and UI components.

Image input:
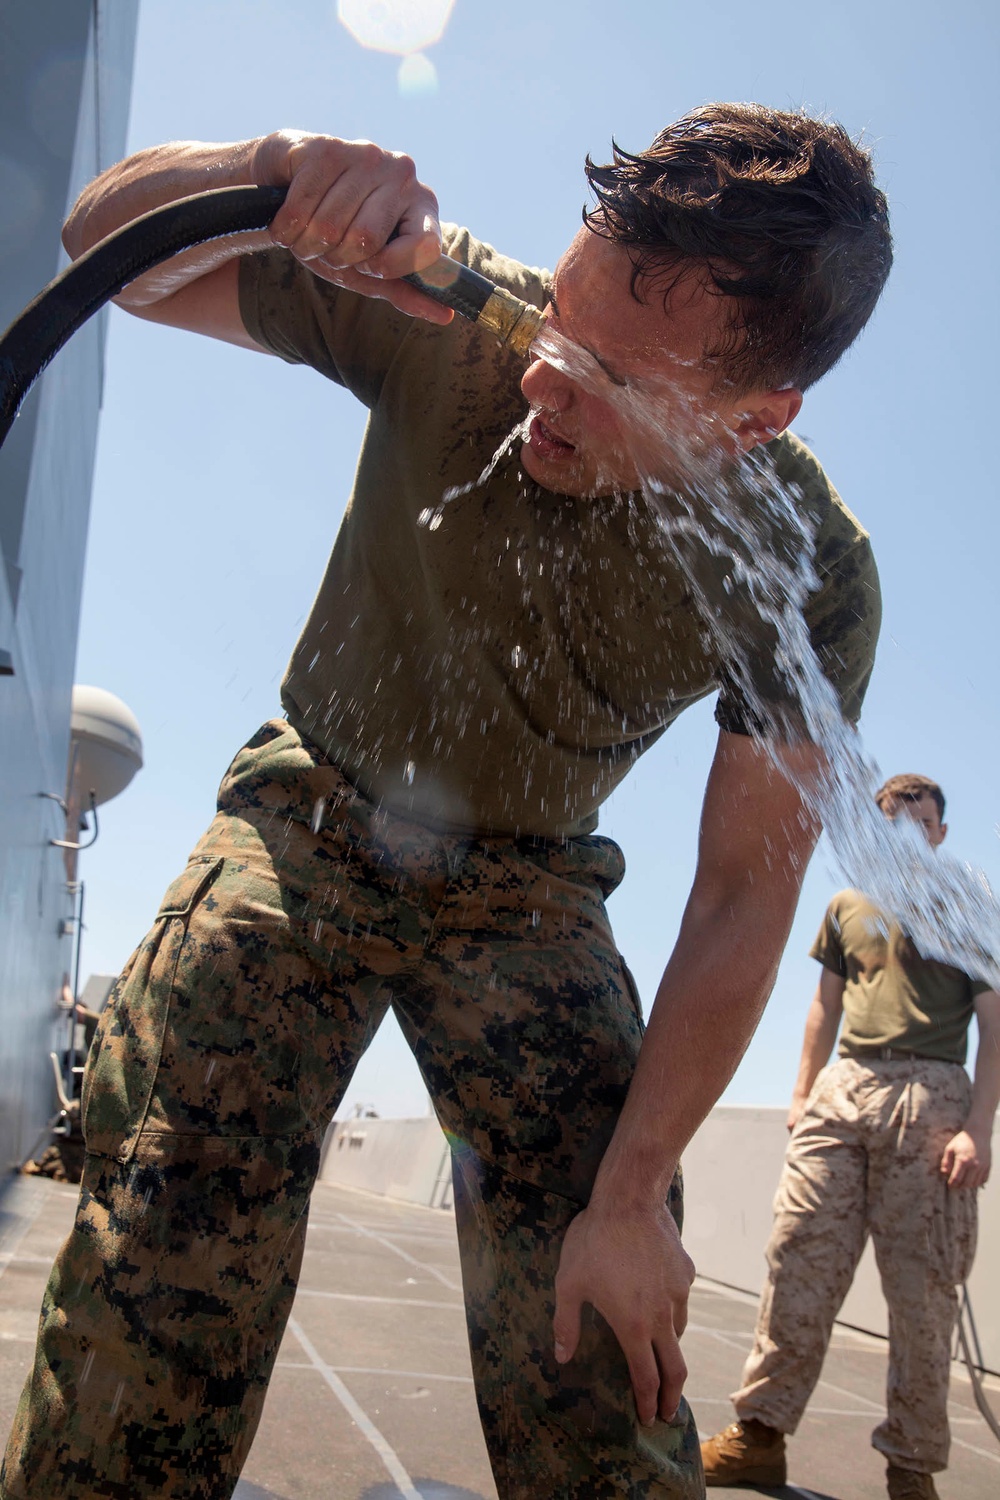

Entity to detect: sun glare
[337,0,456,95]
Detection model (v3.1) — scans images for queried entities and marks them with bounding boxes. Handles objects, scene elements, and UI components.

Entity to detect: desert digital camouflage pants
[732,1056,977,1473]
[2,719,700,1500]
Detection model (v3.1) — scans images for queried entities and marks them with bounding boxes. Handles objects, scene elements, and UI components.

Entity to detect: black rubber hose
[0,183,503,451]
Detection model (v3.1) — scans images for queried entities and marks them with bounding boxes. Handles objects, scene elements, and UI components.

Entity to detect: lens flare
[337,1,455,95]
[337,0,456,55]
[398,51,438,96]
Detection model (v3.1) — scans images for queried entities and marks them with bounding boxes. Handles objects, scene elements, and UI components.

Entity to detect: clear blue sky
[73,0,999,1118]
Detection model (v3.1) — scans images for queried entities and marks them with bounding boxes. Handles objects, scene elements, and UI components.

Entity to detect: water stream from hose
[420,324,1000,988]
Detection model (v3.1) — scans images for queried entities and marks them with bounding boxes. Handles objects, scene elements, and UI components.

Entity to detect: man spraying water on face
[3,104,891,1499]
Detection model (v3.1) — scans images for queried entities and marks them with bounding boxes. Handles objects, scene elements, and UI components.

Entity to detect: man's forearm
[590,885,798,1210]
[966,1013,1000,1137]
[550,731,821,1422]
[940,1000,1000,1188]
[587,737,822,1212]
[62,139,272,305]
[64,141,256,249]
[789,975,842,1115]
[550,876,802,1426]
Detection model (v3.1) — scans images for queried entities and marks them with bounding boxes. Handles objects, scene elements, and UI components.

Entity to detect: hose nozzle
[403,259,544,358]
[476,284,545,359]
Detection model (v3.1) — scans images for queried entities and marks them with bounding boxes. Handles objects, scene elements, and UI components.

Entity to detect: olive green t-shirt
[811,889,991,1064]
[238,227,881,838]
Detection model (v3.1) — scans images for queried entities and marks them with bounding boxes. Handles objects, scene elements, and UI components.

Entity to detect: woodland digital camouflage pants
[2,719,700,1500]
[732,1056,978,1474]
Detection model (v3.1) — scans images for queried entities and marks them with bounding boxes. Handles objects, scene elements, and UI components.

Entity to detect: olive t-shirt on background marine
[811,889,991,1064]
[238,226,881,839]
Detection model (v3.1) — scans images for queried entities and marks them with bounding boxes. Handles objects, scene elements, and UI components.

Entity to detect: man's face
[881,793,948,849]
[518,228,800,498]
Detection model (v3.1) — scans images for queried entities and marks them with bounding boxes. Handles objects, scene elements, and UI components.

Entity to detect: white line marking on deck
[684,1320,757,1353]
[0,1183,52,1286]
[333,1211,461,1291]
[275,1359,473,1384]
[295,1287,463,1311]
[0,1253,67,1269]
[813,1374,884,1412]
[948,1431,1000,1465]
[692,1277,760,1308]
[689,1395,884,1416]
[289,1317,425,1500]
[309,1218,454,1246]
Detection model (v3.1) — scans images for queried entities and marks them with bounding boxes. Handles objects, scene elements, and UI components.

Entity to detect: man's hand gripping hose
[0,183,543,452]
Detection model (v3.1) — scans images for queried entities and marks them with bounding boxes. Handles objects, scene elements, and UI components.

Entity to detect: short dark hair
[583,102,893,394]
[875,773,946,822]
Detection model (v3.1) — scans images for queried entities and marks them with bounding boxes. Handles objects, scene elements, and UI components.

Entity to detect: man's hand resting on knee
[550,734,824,1429]
[552,1199,695,1426]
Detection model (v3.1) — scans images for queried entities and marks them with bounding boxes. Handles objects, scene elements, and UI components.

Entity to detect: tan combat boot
[886,1465,940,1499]
[700,1418,787,1487]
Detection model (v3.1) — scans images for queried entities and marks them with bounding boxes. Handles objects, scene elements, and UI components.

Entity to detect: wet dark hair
[583,102,893,394]
[875,773,946,822]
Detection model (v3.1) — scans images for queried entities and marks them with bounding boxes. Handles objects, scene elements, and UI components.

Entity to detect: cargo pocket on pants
[82,856,224,1163]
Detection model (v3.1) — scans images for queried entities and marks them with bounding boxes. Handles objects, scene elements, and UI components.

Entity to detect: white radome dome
[69,685,143,807]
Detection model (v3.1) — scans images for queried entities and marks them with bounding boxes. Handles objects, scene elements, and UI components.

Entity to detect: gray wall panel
[0,1,138,1177]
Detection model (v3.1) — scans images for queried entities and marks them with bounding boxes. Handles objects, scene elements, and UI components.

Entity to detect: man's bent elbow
[62,184,108,261]
[61,203,87,261]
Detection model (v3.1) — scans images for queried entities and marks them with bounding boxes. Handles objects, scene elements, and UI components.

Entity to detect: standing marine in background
[701,773,1000,1500]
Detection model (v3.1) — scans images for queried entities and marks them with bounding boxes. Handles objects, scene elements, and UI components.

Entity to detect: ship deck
[1,1174,998,1499]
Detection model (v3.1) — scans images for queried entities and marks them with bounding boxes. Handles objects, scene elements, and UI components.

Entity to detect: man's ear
[734,387,803,452]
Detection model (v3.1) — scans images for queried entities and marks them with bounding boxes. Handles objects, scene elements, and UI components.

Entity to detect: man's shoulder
[441,224,551,311]
[831,890,903,959]
[771,432,882,704]
[768,430,872,567]
[829,887,889,919]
